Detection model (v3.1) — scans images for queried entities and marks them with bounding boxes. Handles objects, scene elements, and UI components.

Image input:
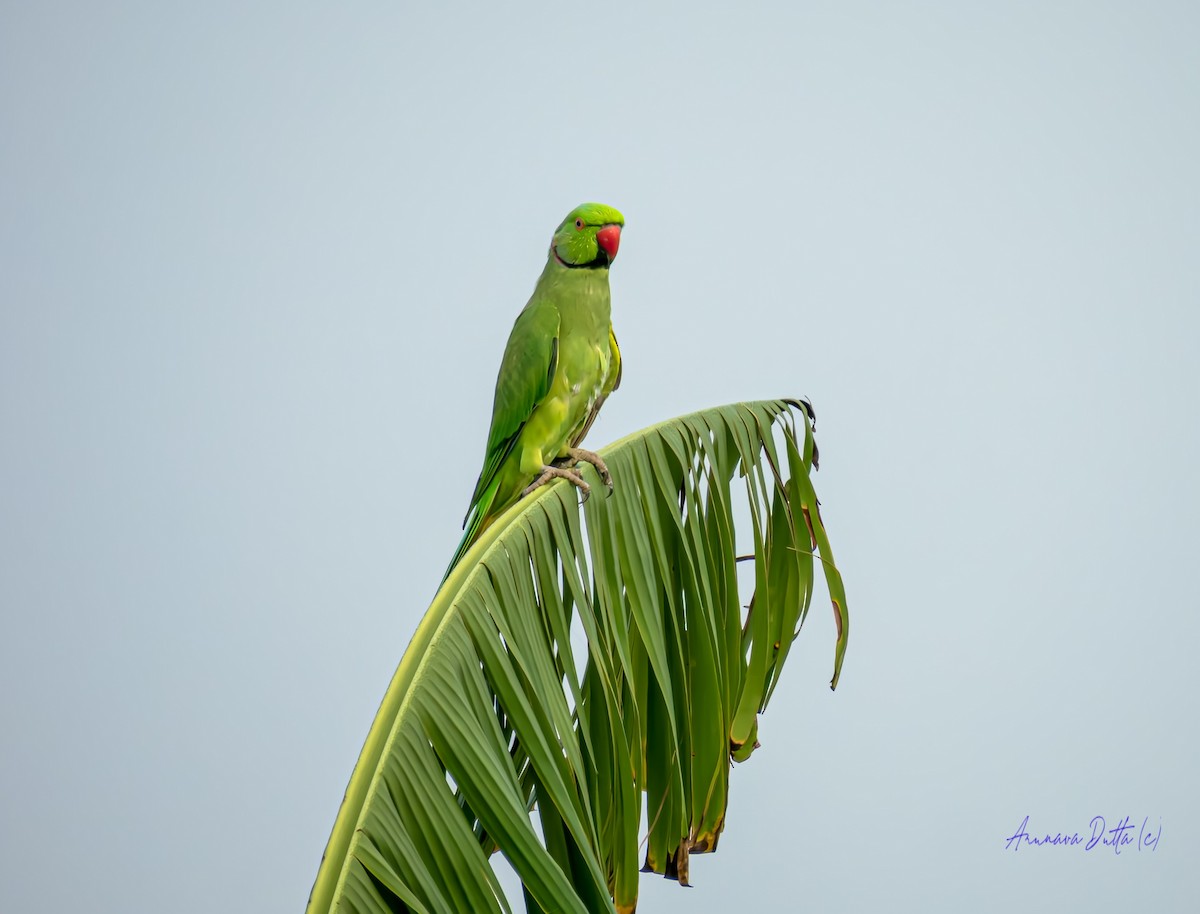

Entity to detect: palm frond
[307,398,849,914]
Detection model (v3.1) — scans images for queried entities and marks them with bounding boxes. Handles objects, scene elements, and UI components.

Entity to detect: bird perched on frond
[445,202,625,578]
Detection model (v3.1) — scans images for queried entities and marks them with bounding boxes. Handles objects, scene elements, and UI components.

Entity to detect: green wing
[464,298,561,522]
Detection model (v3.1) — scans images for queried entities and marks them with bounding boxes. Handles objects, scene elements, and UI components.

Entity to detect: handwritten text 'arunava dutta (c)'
[1005,815,1161,855]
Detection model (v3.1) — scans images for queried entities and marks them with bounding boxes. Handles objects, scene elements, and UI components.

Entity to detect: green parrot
[445,202,625,577]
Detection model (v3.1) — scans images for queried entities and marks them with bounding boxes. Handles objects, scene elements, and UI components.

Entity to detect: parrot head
[550,202,624,269]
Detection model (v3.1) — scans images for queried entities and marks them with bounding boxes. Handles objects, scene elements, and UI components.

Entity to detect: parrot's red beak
[596,224,621,262]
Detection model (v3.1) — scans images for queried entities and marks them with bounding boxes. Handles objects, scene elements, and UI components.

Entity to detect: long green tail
[442,479,501,581]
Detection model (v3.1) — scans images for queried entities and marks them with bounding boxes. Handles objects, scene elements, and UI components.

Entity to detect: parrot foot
[522,465,592,502]
[557,447,614,496]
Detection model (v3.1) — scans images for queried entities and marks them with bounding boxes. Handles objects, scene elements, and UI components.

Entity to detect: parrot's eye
[574,218,584,230]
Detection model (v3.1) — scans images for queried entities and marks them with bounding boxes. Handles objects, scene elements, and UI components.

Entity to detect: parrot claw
[560,447,613,496]
[522,464,591,501]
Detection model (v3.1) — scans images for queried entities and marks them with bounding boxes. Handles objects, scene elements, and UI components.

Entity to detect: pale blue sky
[2,3,1197,912]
